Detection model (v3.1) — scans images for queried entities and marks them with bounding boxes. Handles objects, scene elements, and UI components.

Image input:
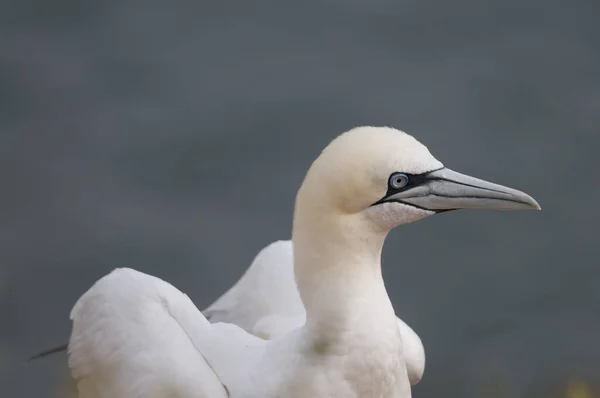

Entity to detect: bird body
[203,239,427,386]
[66,126,540,398]
[69,266,409,398]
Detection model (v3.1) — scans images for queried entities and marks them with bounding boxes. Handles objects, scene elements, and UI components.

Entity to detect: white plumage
[67,126,540,398]
[69,268,230,397]
[203,240,426,385]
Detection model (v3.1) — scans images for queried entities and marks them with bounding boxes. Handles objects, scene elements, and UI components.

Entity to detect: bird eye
[389,173,409,189]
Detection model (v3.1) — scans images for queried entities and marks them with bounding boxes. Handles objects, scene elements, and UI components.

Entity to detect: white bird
[203,239,427,385]
[67,126,540,398]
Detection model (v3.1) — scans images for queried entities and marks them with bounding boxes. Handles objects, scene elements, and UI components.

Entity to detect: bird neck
[292,208,397,341]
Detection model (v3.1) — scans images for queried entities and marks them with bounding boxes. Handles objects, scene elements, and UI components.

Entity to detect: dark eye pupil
[390,173,409,189]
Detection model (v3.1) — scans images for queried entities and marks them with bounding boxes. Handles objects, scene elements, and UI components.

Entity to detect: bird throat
[292,214,396,343]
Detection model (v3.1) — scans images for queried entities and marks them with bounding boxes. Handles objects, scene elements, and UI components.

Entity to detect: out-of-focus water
[1,1,598,396]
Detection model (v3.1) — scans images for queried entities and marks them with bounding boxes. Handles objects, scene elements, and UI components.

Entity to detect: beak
[382,168,541,211]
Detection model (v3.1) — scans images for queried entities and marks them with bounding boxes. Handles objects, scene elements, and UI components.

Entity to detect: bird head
[295,126,540,233]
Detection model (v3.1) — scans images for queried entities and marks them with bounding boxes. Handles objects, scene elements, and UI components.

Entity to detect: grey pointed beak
[384,168,541,211]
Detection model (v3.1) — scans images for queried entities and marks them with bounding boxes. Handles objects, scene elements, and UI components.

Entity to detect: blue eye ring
[389,172,409,190]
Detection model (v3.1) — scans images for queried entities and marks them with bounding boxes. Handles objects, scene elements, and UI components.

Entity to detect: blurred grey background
[1,0,599,397]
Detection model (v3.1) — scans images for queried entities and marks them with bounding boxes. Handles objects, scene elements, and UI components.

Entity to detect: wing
[68,268,229,398]
[203,240,305,338]
[397,318,425,385]
[203,239,425,385]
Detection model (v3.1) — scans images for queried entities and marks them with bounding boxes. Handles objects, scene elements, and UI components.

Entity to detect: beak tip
[524,201,542,211]
[525,196,541,211]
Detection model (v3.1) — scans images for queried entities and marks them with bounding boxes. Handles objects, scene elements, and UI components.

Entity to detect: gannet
[203,239,426,385]
[66,126,540,398]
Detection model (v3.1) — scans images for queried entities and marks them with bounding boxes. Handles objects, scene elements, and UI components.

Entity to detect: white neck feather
[287,193,407,398]
[292,191,397,341]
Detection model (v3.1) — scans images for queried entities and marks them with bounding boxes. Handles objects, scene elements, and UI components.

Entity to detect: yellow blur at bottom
[567,379,596,398]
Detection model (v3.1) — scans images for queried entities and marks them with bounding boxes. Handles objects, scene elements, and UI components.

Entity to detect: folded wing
[203,240,305,338]
[68,268,228,398]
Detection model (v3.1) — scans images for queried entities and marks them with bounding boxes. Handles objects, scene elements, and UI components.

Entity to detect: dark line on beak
[380,199,454,213]
[426,193,531,207]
